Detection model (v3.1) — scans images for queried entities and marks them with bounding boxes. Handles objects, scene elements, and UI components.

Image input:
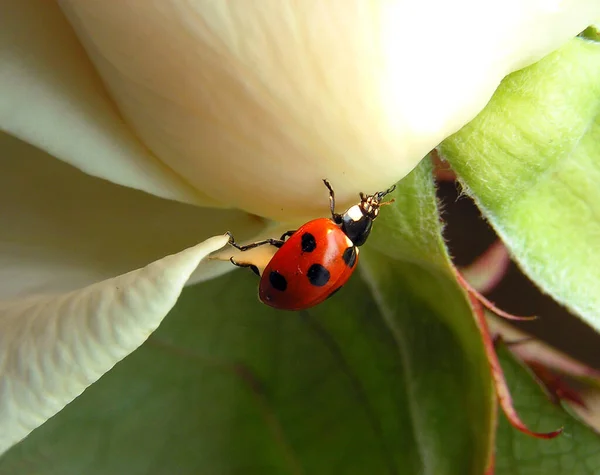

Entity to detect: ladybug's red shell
[259,218,359,311]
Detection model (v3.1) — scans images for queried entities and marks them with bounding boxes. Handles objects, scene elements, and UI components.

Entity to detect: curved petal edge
[0,0,218,206]
[0,234,229,455]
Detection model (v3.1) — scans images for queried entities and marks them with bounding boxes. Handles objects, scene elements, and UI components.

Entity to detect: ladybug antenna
[375,184,396,202]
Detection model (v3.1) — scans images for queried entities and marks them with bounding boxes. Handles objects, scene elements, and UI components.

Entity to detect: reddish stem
[431,150,457,182]
[526,361,588,408]
[468,293,563,439]
[456,270,536,321]
[460,240,511,295]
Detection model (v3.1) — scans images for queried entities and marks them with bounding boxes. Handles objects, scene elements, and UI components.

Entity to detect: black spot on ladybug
[301,232,317,253]
[269,271,287,292]
[342,246,357,268]
[307,264,330,287]
[326,285,343,300]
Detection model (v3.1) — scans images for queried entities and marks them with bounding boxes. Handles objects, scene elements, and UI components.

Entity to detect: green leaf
[439,38,600,330]
[579,25,599,42]
[0,161,493,474]
[495,345,600,474]
[365,156,450,269]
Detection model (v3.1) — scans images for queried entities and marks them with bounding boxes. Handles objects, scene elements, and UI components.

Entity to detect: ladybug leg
[229,257,260,277]
[279,230,296,241]
[227,232,285,251]
[322,179,343,224]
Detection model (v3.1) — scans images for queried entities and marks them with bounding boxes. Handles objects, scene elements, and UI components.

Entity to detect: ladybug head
[340,184,396,246]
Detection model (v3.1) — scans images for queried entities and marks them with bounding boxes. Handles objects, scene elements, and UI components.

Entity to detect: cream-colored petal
[0,132,266,299]
[0,0,217,206]
[58,0,600,221]
[0,234,228,455]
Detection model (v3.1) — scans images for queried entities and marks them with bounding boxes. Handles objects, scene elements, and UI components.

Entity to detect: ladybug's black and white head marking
[336,184,396,247]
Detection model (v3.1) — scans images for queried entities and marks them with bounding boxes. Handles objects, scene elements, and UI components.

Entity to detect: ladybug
[227,179,395,311]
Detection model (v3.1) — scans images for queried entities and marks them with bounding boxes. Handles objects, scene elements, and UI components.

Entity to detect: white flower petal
[58,0,600,221]
[0,0,217,206]
[0,234,228,455]
[0,132,266,298]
